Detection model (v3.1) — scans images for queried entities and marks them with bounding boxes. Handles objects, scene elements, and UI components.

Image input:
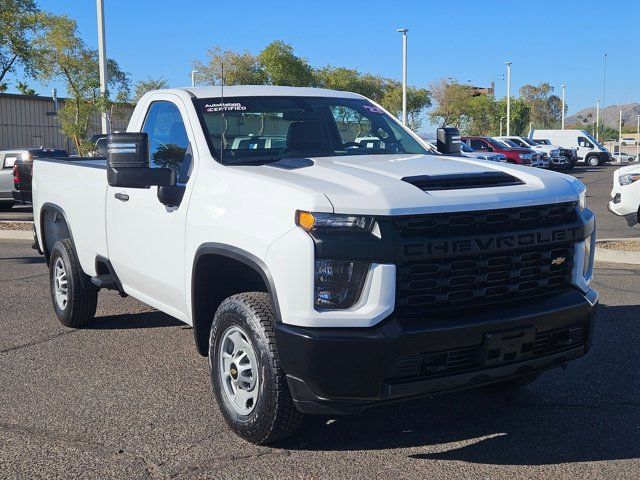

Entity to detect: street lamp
[619,108,623,160]
[561,84,566,130]
[190,70,199,87]
[505,61,512,136]
[499,116,505,136]
[397,28,408,125]
[637,115,639,162]
[96,0,109,134]
[595,99,600,141]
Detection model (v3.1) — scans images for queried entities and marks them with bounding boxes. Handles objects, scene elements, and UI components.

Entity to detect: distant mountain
[566,103,640,130]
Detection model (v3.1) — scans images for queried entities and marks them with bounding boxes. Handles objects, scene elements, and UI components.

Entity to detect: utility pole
[397,28,408,125]
[637,115,639,162]
[190,70,198,87]
[561,84,566,129]
[500,117,504,136]
[595,99,600,141]
[505,61,512,136]
[619,108,623,158]
[602,53,607,139]
[96,0,109,134]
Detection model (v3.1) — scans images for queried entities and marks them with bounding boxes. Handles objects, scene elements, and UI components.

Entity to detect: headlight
[296,211,375,232]
[619,173,640,186]
[315,260,369,309]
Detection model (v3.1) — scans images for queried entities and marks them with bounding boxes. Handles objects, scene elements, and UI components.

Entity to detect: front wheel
[209,292,303,444]
[587,155,600,167]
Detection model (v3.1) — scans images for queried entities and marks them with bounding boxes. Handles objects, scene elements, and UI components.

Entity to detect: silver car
[0,151,19,210]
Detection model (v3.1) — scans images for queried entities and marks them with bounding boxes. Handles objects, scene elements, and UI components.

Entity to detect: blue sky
[11,0,640,127]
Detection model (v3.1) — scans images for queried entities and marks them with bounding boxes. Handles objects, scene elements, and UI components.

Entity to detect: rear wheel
[49,239,98,327]
[209,292,303,444]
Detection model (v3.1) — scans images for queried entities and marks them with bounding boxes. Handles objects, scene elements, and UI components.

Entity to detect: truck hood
[242,153,584,215]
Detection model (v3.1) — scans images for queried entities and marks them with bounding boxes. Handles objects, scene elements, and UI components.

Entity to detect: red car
[461,136,534,165]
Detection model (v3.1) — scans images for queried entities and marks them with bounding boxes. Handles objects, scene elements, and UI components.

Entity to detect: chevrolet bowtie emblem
[551,257,566,266]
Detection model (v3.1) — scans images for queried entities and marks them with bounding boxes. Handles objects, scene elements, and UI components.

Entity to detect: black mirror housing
[107,132,176,188]
[436,127,462,155]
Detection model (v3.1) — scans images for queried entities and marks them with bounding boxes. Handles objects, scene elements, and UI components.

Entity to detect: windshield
[520,137,537,146]
[583,131,605,149]
[498,138,521,148]
[194,96,429,165]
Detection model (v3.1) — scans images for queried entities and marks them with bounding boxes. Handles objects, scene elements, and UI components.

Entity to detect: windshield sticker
[204,102,247,113]
[363,104,383,114]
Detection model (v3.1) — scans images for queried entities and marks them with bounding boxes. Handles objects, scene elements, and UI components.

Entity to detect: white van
[530,129,610,167]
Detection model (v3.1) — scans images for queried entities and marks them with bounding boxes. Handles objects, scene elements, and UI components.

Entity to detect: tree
[133,77,169,101]
[258,41,314,87]
[34,14,130,154]
[193,46,266,85]
[428,79,476,128]
[495,98,531,136]
[519,83,563,128]
[380,84,431,131]
[0,0,41,84]
[16,81,36,95]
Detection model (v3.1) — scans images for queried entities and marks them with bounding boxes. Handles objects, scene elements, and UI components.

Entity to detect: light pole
[190,69,199,87]
[636,115,639,162]
[561,84,566,130]
[96,0,109,134]
[619,108,623,159]
[499,117,505,136]
[397,28,408,125]
[595,99,600,141]
[602,53,607,138]
[505,61,512,136]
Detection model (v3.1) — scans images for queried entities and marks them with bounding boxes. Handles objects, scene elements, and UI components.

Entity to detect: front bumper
[277,288,598,415]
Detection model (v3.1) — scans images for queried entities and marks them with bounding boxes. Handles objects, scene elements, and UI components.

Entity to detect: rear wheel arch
[40,203,74,265]
[191,244,281,356]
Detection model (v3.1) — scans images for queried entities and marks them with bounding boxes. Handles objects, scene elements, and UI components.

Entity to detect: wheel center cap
[230,364,238,380]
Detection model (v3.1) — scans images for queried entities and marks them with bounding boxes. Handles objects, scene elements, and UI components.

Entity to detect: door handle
[114,192,129,202]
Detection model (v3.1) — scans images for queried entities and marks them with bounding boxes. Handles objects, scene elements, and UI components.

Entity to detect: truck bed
[32,157,109,276]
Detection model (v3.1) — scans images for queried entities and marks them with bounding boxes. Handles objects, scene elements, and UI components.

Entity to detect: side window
[469,139,484,150]
[578,137,593,148]
[142,101,189,172]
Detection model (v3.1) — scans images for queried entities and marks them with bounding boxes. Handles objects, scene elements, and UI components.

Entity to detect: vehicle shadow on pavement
[0,255,45,264]
[85,311,184,330]
[280,303,640,466]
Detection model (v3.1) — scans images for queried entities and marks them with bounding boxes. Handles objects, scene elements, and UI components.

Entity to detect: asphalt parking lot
[1,164,640,479]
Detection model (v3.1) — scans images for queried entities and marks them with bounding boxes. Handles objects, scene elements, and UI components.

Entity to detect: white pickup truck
[32,86,598,444]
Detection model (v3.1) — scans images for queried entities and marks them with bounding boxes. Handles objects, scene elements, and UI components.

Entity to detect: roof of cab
[180,85,365,99]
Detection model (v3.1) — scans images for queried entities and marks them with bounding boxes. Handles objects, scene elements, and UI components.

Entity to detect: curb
[595,238,640,266]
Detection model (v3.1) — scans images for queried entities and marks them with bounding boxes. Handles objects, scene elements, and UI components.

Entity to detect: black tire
[209,292,303,444]
[621,142,626,146]
[49,239,98,327]
[0,202,14,211]
[586,155,600,167]
[487,372,541,392]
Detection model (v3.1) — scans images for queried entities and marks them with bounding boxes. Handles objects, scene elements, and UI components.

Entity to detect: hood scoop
[402,171,524,192]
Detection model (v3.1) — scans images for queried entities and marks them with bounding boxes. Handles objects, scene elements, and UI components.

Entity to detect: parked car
[11,148,68,204]
[610,152,636,164]
[496,136,569,170]
[88,134,108,157]
[532,138,578,168]
[493,138,549,168]
[530,129,609,166]
[620,137,638,146]
[461,136,534,165]
[0,151,19,210]
[32,86,597,444]
[609,163,640,226]
[458,141,508,162]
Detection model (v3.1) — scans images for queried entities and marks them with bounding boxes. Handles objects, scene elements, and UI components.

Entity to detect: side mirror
[436,127,462,155]
[106,132,175,188]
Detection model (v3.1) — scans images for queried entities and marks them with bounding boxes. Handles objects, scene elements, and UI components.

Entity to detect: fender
[191,243,282,356]
[39,202,75,265]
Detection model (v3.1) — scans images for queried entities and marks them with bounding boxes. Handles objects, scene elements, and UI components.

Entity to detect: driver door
[107,99,193,319]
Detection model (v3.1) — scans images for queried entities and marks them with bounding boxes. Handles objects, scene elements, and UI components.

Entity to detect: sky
[10,0,640,130]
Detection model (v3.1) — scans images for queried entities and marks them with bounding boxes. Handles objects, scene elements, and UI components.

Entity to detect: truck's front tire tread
[49,239,98,327]
[209,292,303,444]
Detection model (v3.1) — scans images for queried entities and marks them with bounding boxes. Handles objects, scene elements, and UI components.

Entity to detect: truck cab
[32,86,598,445]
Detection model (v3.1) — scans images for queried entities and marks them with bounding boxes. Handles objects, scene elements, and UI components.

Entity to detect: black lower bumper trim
[276,288,597,415]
